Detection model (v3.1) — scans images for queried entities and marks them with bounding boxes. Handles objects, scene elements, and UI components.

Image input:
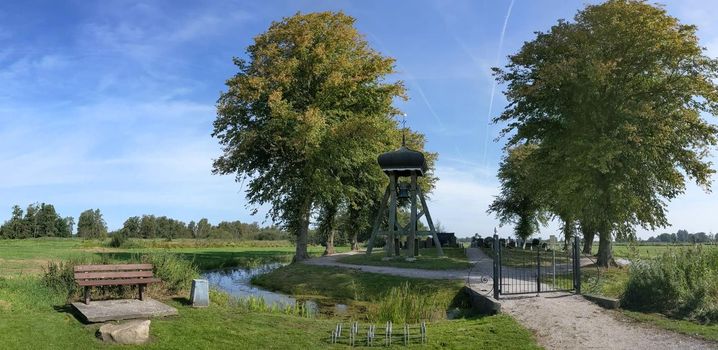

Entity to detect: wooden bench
[74,264,161,304]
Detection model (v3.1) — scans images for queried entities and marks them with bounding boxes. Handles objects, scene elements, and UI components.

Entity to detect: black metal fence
[492,234,581,298]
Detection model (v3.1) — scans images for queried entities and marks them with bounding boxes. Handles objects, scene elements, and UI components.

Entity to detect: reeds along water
[373,282,448,324]
[228,295,312,317]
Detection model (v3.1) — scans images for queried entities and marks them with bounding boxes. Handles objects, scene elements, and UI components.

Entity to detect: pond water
[201,260,350,317]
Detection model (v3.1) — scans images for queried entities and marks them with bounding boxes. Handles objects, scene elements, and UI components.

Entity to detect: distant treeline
[641,229,715,244]
[113,216,288,241]
[0,203,289,241]
[0,204,75,239]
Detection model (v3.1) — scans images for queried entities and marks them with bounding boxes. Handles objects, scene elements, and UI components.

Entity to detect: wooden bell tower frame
[366,139,444,259]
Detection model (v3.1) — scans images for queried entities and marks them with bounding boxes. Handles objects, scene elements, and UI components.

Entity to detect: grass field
[336,247,471,270]
[0,238,342,276]
[0,238,541,349]
[592,243,718,259]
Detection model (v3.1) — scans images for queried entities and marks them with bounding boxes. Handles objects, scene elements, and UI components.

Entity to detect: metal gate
[491,234,581,299]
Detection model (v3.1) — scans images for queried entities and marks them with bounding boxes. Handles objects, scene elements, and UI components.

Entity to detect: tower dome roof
[377,145,427,176]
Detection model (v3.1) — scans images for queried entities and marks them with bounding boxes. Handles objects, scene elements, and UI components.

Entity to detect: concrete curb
[463,286,501,315]
[582,293,620,309]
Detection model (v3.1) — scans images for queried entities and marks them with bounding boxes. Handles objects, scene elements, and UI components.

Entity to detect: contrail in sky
[481,0,515,167]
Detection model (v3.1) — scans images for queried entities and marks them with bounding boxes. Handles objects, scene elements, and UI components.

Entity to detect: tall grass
[372,282,448,323]
[41,253,199,301]
[208,288,311,317]
[622,246,718,323]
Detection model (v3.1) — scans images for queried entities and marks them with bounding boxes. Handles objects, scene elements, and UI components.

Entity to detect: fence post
[493,234,500,299]
[573,234,581,294]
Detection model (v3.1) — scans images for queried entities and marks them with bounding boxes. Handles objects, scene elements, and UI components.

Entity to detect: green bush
[108,233,127,248]
[142,253,199,294]
[622,247,718,323]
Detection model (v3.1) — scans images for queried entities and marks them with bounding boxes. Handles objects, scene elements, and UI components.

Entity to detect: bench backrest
[73,264,154,283]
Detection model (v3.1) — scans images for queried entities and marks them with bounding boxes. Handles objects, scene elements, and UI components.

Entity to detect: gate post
[536,246,541,293]
[573,234,581,294]
[492,234,500,299]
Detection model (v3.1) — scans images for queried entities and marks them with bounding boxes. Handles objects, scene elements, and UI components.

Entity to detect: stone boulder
[99,319,151,345]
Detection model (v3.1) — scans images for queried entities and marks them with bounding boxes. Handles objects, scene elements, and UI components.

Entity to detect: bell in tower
[366,134,444,260]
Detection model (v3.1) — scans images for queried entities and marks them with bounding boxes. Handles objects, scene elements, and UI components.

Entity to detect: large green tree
[488,144,547,244]
[494,0,718,266]
[77,209,107,239]
[213,12,406,261]
[0,204,73,239]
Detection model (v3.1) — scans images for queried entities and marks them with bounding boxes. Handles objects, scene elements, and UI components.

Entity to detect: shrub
[41,261,78,297]
[108,233,127,248]
[622,247,718,323]
[142,253,199,294]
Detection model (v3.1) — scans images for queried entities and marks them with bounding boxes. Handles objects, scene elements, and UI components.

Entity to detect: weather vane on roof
[400,113,407,146]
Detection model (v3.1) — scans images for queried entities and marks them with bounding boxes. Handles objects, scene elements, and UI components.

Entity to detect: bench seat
[74,264,161,304]
[77,278,161,287]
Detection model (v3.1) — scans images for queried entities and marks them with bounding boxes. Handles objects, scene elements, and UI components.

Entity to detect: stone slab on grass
[99,319,151,345]
[72,298,178,323]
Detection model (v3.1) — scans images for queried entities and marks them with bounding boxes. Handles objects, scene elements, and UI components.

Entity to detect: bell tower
[366,136,444,260]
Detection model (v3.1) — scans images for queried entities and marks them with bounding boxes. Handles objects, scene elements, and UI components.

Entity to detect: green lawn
[0,275,538,349]
[0,238,341,276]
[479,246,571,268]
[253,263,464,302]
[621,311,718,342]
[0,238,542,349]
[592,243,718,259]
[336,248,471,270]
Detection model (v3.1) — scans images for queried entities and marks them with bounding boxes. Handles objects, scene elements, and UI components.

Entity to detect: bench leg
[139,284,145,301]
[84,286,90,304]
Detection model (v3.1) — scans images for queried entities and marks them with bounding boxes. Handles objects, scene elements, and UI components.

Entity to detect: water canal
[201,258,350,317]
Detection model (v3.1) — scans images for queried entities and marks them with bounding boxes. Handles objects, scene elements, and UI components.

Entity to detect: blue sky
[1,0,717,238]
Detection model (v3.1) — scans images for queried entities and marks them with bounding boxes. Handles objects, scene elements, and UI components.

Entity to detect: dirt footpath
[501,292,715,350]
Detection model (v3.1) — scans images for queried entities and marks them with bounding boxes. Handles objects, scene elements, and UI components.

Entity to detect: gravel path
[501,293,715,350]
[304,248,717,350]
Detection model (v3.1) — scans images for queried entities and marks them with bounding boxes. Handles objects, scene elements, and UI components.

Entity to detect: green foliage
[212,11,416,261]
[76,209,107,239]
[488,145,547,241]
[108,231,128,247]
[40,253,198,300]
[0,274,542,350]
[373,282,447,323]
[622,247,718,323]
[0,203,73,239]
[231,295,311,318]
[252,263,462,317]
[142,253,200,294]
[41,261,80,297]
[337,247,471,270]
[494,0,718,266]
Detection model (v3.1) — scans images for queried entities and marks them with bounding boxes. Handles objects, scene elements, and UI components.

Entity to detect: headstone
[190,279,209,307]
[99,319,150,345]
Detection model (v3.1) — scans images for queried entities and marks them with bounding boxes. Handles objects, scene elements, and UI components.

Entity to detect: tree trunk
[349,208,359,251]
[582,228,595,255]
[350,232,359,251]
[324,230,335,256]
[596,226,613,268]
[292,198,312,263]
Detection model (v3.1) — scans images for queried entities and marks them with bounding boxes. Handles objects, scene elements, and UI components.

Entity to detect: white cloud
[425,164,501,238]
